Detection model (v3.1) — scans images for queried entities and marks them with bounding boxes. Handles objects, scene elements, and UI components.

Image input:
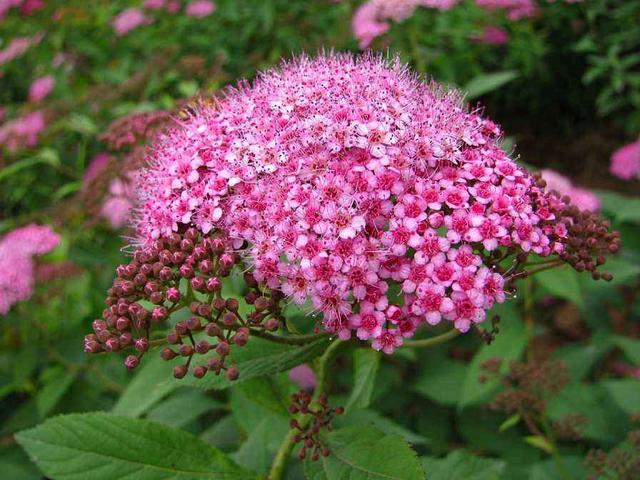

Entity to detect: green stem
[523,276,534,362]
[267,340,343,480]
[402,328,460,348]
[540,417,572,480]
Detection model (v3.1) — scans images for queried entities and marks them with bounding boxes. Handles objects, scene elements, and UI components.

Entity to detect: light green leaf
[112,354,179,417]
[523,436,555,454]
[499,414,521,432]
[335,408,426,445]
[459,304,527,408]
[421,450,505,480]
[146,388,223,428]
[464,71,518,99]
[305,426,425,480]
[346,349,380,411]
[536,266,583,307]
[611,335,640,364]
[600,380,640,415]
[16,413,255,480]
[36,367,76,418]
[414,354,467,406]
[179,337,330,390]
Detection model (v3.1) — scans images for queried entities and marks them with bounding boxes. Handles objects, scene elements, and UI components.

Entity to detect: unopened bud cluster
[288,390,344,461]
[84,227,284,380]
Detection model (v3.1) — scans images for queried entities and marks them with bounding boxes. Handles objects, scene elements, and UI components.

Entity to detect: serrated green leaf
[523,436,555,454]
[306,426,424,480]
[421,450,506,480]
[112,354,179,417]
[600,379,640,415]
[178,337,330,390]
[346,349,380,411]
[414,353,466,406]
[459,304,527,408]
[498,414,521,432]
[16,413,255,480]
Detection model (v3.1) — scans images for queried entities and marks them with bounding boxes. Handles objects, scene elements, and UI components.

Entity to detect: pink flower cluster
[0,0,43,21]
[0,224,60,315]
[28,75,54,103]
[112,8,151,36]
[610,139,640,181]
[352,0,458,48]
[112,1,216,34]
[540,169,599,212]
[474,0,538,20]
[0,110,46,151]
[0,33,42,65]
[135,54,571,353]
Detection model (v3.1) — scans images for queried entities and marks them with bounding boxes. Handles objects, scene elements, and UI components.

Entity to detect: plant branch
[250,329,330,345]
[268,339,343,480]
[402,328,460,348]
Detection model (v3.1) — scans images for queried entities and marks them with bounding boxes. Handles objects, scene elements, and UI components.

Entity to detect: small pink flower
[112,8,150,36]
[185,0,215,17]
[28,75,55,103]
[541,169,600,212]
[475,25,509,45]
[0,110,46,151]
[610,139,640,180]
[289,364,317,389]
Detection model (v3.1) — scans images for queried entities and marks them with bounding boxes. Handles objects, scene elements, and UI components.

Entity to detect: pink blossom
[28,75,55,103]
[101,176,135,228]
[112,8,150,36]
[475,25,509,45]
[289,364,317,389]
[352,0,458,48]
[0,224,60,315]
[610,139,640,180]
[132,53,578,352]
[185,0,215,17]
[540,169,599,212]
[144,0,166,9]
[83,152,111,184]
[0,33,42,65]
[475,0,538,20]
[0,110,46,151]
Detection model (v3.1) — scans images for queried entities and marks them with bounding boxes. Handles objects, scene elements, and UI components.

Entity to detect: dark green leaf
[346,349,380,411]
[421,450,505,480]
[305,426,425,480]
[180,337,330,390]
[16,413,255,480]
[464,71,518,99]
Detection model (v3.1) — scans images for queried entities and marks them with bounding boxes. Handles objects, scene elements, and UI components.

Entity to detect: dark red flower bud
[206,277,221,292]
[212,297,226,311]
[205,323,222,337]
[152,306,168,322]
[173,365,188,379]
[195,340,211,354]
[166,287,181,303]
[175,321,189,335]
[134,338,149,352]
[116,317,130,331]
[223,312,236,327]
[226,366,240,381]
[196,303,211,318]
[193,365,208,378]
[161,347,178,360]
[216,341,230,356]
[207,357,223,372]
[179,344,194,357]
[226,298,239,312]
[105,337,120,352]
[124,355,140,369]
[254,296,269,311]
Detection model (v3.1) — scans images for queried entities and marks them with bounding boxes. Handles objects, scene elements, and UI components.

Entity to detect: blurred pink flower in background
[540,169,600,211]
[289,364,317,390]
[83,152,111,185]
[144,0,166,9]
[186,0,215,17]
[610,139,640,180]
[0,33,42,65]
[475,25,509,45]
[28,75,55,103]
[353,0,457,48]
[100,175,136,228]
[475,0,538,20]
[112,8,150,36]
[19,0,43,15]
[0,110,46,151]
[0,224,60,315]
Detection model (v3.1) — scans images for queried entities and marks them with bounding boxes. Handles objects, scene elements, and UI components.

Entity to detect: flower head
[125,53,615,354]
[112,8,150,36]
[185,0,215,17]
[0,224,60,315]
[28,75,55,103]
[540,169,599,212]
[610,139,640,180]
